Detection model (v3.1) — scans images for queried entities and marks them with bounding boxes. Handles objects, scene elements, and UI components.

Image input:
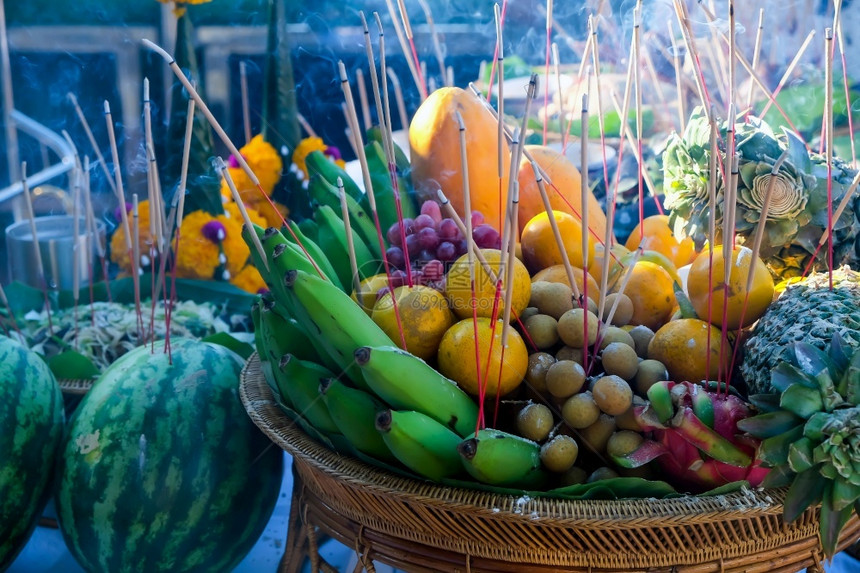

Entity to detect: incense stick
[533,162,582,300]
[0,0,18,185]
[745,150,789,294]
[217,157,267,265]
[495,3,505,233]
[587,16,610,195]
[67,93,118,195]
[745,9,764,115]
[239,61,252,145]
[21,163,54,334]
[542,0,553,145]
[386,68,409,131]
[580,92,590,372]
[71,158,81,349]
[552,42,563,137]
[758,30,815,117]
[704,109,718,381]
[728,0,736,110]
[355,68,372,132]
[601,248,642,328]
[104,100,132,255]
[438,190,497,281]
[296,113,317,138]
[338,177,362,296]
[825,28,834,289]
[416,0,447,85]
[667,21,686,132]
[131,194,143,338]
[384,0,424,100]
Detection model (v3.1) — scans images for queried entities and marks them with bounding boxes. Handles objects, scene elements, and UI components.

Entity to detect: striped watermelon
[0,335,64,570]
[55,338,283,573]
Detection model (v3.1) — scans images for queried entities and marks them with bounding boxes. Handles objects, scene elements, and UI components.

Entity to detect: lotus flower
[613,381,769,492]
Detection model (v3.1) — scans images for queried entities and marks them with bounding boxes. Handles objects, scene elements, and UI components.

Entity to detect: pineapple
[737,334,860,557]
[741,267,860,395]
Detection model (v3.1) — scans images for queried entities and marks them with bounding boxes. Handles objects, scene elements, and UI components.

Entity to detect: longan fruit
[606,430,645,458]
[597,326,636,351]
[523,314,560,350]
[520,306,540,320]
[516,403,555,442]
[629,325,656,359]
[556,346,584,364]
[592,375,634,416]
[561,391,601,429]
[615,398,645,431]
[525,352,555,393]
[635,359,669,395]
[579,413,617,453]
[558,466,588,486]
[586,297,599,316]
[602,293,634,326]
[545,360,587,399]
[601,342,639,380]
[540,435,580,473]
[586,467,620,483]
[557,308,600,348]
[529,281,575,320]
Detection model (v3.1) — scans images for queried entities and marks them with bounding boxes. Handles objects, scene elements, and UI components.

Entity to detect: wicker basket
[58,378,94,396]
[240,354,860,573]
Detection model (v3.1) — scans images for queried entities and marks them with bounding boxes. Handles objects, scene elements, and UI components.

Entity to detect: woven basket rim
[58,378,95,395]
[240,353,793,523]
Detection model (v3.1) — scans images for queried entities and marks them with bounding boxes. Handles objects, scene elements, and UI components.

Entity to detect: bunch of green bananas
[245,213,542,487]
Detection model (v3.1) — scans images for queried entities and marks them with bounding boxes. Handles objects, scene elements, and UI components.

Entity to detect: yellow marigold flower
[291,137,328,178]
[172,210,221,280]
[230,264,267,294]
[247,197,289,229]
[216,212,250,276]
[223,201,267,229]
[109,200,153,273]
[221,134,283,200]
[157,0,211,18]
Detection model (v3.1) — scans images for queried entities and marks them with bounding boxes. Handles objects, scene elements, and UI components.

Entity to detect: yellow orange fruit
[589,243,630,283]
[521,210,595,274]
[351,273,392,314]
[516,145,607,239]
[686,245,774,330]
[409,87,510,230]
[371,285,455,360]
[625,215,697,268]
[647,318,727,383]
[445,249,531,320]
[437,317,527,397]
[615,261,676,331]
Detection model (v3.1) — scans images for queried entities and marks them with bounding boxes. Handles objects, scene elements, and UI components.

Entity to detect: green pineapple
[737,334,860,557]
[741,267,860,395]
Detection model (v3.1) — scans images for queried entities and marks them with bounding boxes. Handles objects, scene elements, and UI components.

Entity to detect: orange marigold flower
[247,197,289,229]
[157,0,211,17]
[291,137,328,178]
[223,201,267,229]
[172,210,221,280]
[230,264,267,294]
[216,212,250,276]
[221,134,283,200]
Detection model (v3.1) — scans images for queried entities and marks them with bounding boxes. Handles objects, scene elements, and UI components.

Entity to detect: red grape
[416,227,440,250]
[389,269,408,288]
[376,286,391,301]
[438,218,459,241]
[470,211,485,227]
[423,259,444,281]
[417,249,436,264]
[414,214,435,231]
[473,224,501,249]
[386,246,405,269]
[456,239,469,256]
[386,222,403,246]
[405,233,420,256]
[420,200,442,224]
[436,241,457,262]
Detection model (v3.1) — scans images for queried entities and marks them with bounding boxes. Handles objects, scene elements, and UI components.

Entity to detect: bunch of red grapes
[384,200,501,291]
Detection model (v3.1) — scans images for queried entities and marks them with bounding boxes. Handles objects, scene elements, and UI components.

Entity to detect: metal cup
[6,215,105,291]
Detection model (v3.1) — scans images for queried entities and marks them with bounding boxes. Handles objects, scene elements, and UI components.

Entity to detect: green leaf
[47,350,99,380]
[770,362,816,393]
[780,383,824,419]
[698,481,750,497]
[794,342,836,380]
[202,333,253,360]
[787,437,816,473]
[832,479,860,511]
[781,128,812,173]
[747,393,782,413]
[737,411,802,439]
[759,425,804,467]
[784,466,825,524]
[819,483,856,558]
[761,465,795,488]
[261,0,300,154]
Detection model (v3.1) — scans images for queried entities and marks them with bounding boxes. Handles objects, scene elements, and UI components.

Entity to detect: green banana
[259,295,320,364]
[285,269,393,388]
[366,126,410,174]
[251,297,265,359]
[284,220,344,291]
[458,429,543,487]
[306,150,363,201]
[375,409,462,481]
[363,140,416,233]
[319,378,394,462]
[315,205,380,286]
[276,354,340,435]
[354,345,478,437]
[297,218,319,242]
[309,174,383,260]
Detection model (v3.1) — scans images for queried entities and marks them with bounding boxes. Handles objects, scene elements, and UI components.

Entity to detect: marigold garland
[292,136,346,179]
[109,200,153,274]
[230,264,267,294]
[172,210,221,280]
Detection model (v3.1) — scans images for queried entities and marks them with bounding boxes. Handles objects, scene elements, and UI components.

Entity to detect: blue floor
[9,452,859,572]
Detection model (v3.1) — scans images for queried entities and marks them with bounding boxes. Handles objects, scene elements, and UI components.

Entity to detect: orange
[610,249,682,290]
[371,285,455,360]
[615,261,676,331]
[625,215,697,268]
[437,317,527,397]
[588,243,630,284]
[531,264,600,303]
[445,249,531,320]
[409,87,510,230]
[520,210,595,274]
[351,273,392,315]
[516,145,608,240]
[648,318,727,383]
[686,245,774,330]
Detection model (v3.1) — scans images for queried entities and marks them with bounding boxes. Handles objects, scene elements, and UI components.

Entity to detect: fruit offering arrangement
[240,79,860,557]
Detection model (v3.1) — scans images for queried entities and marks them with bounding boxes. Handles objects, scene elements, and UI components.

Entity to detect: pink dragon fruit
[612,381,770,492]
